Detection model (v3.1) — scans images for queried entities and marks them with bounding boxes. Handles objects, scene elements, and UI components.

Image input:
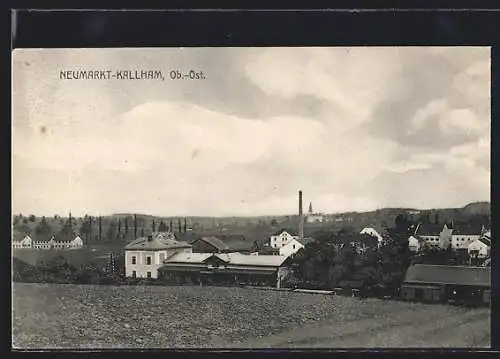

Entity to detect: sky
[12,47,490,217]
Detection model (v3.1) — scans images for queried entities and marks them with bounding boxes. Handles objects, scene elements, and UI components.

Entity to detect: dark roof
[12,231,30,242]
[452,224,483,236]
[33,233,55,243]
[272,229,297,236]
[259,246,280,255]
[415,223,443,236]
[193,237,231,251]
[125,235,192,250]
[404,264,490,287]
[221,238,254,252]
[297,237,316,246]
[53,232,78,243]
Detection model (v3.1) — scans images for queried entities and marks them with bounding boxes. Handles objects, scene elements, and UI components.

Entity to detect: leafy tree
[124,217,129,234]
[28,214,36,222]
[134,214,138,238]
[118,218,122,234]
[98,216,102,241]
[152,219,156,232]
[106,220,117,240]
[35,216,52,236]
[158,221,167,232]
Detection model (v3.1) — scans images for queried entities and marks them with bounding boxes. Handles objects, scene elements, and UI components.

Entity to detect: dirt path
[225,305,490,348]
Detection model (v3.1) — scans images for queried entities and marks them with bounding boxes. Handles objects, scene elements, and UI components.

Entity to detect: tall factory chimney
[298,190,304,240]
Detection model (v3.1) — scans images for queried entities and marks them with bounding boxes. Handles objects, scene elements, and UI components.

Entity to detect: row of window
[131,271,151,278]
[131,256,152,265]
[130,253,166,265]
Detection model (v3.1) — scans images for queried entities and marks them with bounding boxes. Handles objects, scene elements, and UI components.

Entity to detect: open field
[12,283,490,349]
[12,242,126,268]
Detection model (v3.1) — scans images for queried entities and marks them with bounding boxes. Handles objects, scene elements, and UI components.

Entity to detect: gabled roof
[220,238,254,252]
[12,231,31,243]
[452,224,483,236]
[192,237,231,251]
[408,235,426,244]
[125,234,192,251]
[469,237,491,247]
[164,252,212,263]
[404,264,490,287]
[164,252,288,267]
[33,233,55,243]
[271,229,297,237]
[414,223,444,236]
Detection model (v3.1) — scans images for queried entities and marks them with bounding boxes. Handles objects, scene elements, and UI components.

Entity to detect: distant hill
[461,202,490,215]
[12,202,490,244]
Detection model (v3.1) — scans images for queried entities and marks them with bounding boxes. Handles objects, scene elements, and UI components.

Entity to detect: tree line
[13,214,190,244]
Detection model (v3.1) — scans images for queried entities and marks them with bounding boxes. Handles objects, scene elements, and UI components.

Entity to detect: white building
[408,235,423,253]
[279,237,315,258]
[124,232,193,279]
[269,230,297,249]
[12,235,33,249]
[29,234,84,250]
[468,238,491,258]
[414,223,448,249]
[451,224,483,251]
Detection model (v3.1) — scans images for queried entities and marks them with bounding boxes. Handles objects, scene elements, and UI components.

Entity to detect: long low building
[401,264,491,305]
[158,252,290,288]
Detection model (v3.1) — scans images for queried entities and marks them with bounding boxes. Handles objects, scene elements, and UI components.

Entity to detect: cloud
[12,47,491,216]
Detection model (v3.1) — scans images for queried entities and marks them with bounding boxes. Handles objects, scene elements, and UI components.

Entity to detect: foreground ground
[12,283,491,349]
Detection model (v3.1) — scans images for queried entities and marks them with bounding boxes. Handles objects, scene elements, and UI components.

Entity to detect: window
[146,272,152,278]
[131,256,136,264]
[293,245,296,249]
[159,253,165,263]
[132,271,137,278]
[282,243,285,247]
[146,256,152,265]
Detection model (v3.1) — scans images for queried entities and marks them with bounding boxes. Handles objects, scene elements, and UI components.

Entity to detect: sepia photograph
[12,47,491,349]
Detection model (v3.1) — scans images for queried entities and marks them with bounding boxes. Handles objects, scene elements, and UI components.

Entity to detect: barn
[401,264,491,305]
[158,252,290,288]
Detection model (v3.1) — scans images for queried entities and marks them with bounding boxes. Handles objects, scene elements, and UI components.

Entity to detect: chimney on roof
[298,190,304,240]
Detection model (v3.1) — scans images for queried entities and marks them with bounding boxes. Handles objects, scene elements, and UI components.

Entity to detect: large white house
[124,232,193,279]
[269,230,297,249]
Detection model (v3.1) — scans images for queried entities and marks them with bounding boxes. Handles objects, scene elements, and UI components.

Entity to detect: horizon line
[11,200,490,219]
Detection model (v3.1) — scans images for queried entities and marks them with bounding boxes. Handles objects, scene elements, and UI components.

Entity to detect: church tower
[308,202,313,215]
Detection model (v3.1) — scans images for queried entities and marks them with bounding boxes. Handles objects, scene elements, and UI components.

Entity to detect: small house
[468,237,491,258]
[401,264,491,305]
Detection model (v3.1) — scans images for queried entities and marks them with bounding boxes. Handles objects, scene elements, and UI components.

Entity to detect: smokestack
[298,190,304,240]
